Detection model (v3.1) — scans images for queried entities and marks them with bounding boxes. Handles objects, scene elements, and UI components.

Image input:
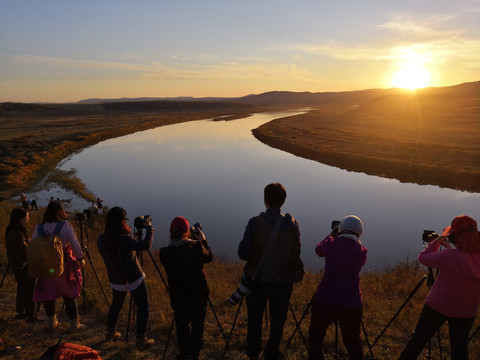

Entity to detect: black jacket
[97,226,153,286]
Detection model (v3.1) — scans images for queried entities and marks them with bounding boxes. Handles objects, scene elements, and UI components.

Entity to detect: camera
[190,222,202,237]
[228,274,252,306]
[331,220,341,229]
[422,230,439,243]
[74,209,91,221]
[134,215,151,229]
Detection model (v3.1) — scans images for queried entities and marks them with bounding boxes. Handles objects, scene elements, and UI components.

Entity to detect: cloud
[8,54,313,82]
[377,14,461,38]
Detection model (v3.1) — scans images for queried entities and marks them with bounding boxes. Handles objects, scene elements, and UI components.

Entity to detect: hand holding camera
[134,215,152,229]
[190,222,205,241]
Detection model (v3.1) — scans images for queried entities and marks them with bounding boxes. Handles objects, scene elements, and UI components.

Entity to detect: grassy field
[1,203,480,359]
[253,88,480,193]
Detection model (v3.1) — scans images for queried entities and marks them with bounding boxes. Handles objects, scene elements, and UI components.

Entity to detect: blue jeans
[398,304,475,360]
[108,280,149,338]
[245,282,293,359]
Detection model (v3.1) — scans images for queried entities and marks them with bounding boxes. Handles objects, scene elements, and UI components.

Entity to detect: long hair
[5,207,28,239]
[170,228,189,241]
[103,216,131,252]
[43,205,66,223]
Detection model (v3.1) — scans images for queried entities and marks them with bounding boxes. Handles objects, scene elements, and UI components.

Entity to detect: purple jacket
[314,235,367,307]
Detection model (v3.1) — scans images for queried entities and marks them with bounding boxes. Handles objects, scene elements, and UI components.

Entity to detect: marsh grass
[1,202,480,359]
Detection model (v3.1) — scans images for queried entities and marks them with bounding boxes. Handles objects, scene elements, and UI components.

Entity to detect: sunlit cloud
[8,54,313,82]
[377,14,461,37]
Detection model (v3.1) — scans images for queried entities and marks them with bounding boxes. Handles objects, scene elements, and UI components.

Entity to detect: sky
[1,0,479,103]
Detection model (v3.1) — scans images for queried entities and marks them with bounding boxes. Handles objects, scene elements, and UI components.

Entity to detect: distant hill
[73,80,480,107]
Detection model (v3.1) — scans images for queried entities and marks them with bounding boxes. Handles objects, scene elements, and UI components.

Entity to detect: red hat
[170,216,189,233]
[442,215,477,237]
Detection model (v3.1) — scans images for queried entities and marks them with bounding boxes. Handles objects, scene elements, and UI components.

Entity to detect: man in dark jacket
[238,183,304,360]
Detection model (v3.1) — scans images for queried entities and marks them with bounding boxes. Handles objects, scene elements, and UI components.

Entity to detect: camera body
[190,222,202,236]
[422,230,439,243]
[134,215,151,229]
[228,274,252,306]
[331,220,340,230]
[74,209,91,221]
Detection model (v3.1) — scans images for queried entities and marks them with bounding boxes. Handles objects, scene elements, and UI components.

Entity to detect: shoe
[26,317,45,324]
[69,319,86,332]
[13,313,26,320]
[47,315,58,330]
[135,337,155,349]
[106,330,122,340]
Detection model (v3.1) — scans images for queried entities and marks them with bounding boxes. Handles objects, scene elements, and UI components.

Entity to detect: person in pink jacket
[399,215,480,360]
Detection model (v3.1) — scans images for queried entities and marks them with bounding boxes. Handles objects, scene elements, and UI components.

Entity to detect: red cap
[442,215,477,236]
[170,216,189,233]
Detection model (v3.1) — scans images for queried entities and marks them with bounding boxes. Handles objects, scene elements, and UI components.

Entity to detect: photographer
[399,215,480,360]
[5,208,42,323]
[238,183,304,360]
[32,201,85,331]
[160,217,213,360]
[308,215,367,360]
[96,207,154,349]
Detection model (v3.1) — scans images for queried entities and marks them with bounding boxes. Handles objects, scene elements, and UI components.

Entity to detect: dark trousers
[245,282,293,359]
[13,267,36,318]
[108,280,149,338]
[44,296,78,319]
[172,296,208,357]
[308,300,363,360]
[398,304,475,360]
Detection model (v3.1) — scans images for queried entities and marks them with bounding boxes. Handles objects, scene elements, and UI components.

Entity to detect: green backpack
[27,221,65,279]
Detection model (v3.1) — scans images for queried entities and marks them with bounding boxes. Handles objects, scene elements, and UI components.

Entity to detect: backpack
[27,221,65,279]
[53,342,102,360]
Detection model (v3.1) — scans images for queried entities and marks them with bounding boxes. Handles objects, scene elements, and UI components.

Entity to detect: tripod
[372,267,443,359]
[0,265,10,291]
[285,293,374,359]
[75,216,110,310]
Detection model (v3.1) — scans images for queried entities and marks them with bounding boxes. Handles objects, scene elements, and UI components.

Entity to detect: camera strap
[252,213,284,281]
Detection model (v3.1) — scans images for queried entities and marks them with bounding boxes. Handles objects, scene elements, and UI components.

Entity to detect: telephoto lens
[228,274,251,306]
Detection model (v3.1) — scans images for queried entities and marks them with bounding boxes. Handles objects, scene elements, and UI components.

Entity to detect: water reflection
[48,110,480,271]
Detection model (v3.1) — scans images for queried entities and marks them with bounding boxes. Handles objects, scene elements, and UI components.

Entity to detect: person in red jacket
[399,215,480,360]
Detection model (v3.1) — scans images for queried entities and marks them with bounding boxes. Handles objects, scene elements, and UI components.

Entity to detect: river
[30,109,480,271]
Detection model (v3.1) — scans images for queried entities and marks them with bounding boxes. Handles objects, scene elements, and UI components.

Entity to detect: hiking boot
[47,315,58,330]
[135,337,155,349]
[106,330,122,341]
[69,319,86,332]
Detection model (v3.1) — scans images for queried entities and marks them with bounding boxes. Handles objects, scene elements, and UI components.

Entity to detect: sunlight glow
[389,47,433,90]
[392,64,431,90]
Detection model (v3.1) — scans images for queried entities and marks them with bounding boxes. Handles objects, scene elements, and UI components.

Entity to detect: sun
[391,63,431,90]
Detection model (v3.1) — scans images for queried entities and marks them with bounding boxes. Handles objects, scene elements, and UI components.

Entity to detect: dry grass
[1,202,480,359]
[253,92,480,193]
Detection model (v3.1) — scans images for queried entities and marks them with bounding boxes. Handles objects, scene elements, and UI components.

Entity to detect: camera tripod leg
[147,249,169,290]
[83,246,110,307]
[221,297,244,360]
[361,319,375,358]
[207,297,228,344]
[0,266,10,290]
[163,316,175,360]
[287,302,309,352]
[285,293,313,352]
[372,274,428,348]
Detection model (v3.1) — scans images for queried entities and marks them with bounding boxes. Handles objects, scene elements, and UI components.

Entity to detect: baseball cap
[107,206,129,221]
[441,215,477,236]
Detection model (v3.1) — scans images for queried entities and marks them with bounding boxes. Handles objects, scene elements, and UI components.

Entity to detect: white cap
[339,215,363,237]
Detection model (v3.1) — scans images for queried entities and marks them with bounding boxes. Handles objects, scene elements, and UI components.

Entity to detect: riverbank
[0,101,268,200]
[0,204,479,359]
[253,89,480,193]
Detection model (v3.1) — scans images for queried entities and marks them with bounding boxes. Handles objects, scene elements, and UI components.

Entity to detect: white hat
[339,215,363,237]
